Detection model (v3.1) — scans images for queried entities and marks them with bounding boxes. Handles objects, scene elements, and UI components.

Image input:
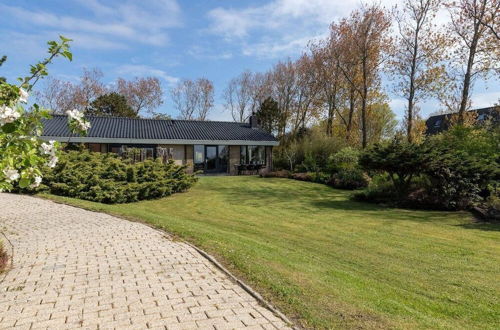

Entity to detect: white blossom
[0,105,21,125]
[30,176,42,188]
[3,168,20,182]
[66,109,84,121]
[47,155,58,168]
[66,109,90,132]
[19,88,29,103]
[41,140,57,155]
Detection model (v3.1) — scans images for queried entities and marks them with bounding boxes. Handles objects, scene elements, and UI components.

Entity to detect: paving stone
[0,193,290,329]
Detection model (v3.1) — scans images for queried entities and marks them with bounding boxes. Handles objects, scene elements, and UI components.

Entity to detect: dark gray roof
[41,115,278,143]
[425,107,499,135]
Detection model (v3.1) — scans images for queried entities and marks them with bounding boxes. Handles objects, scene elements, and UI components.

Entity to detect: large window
[194,145,204,171]
[240,145,266,165]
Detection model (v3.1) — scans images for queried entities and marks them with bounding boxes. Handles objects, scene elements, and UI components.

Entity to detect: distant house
[425,106,500,135]
[41,115,278,175]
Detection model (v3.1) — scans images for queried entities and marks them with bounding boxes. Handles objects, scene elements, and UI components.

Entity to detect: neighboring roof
[425,106,500,135]
[41,115,279,146]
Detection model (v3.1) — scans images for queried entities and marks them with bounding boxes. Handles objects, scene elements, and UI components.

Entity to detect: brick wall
[229,145,240,175]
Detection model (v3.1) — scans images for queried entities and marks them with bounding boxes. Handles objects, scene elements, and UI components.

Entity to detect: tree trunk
[361,58,368,149]
[346,87,355,141]
[458,18,481,124]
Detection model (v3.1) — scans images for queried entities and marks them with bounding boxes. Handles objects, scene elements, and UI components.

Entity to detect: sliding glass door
[194,145,229,173]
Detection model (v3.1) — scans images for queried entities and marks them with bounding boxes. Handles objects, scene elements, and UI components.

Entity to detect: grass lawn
[42,176,500,329]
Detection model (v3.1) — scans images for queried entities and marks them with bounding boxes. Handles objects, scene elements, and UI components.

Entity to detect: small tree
[359,139,429,194]
[0,36,89,191]
[255,97,280,134]
[86,93,137,118]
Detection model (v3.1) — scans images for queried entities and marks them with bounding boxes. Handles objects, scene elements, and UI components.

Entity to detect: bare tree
[268,59,298,138]
[311,35,344,137]
[389,0,447,142]
[72,68,106,110]
[196,78,214,121]
[446,0,500,123]
[116,77,163,115]
[223,71,258,122]
[171,78,214,120]
[35,77,78,113]
[292,54,322,134]
[337,4,392,148]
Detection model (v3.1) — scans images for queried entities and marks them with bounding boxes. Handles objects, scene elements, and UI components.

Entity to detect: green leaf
[19,178,30,189]
[1,123,16,133]
[62,51,73,61]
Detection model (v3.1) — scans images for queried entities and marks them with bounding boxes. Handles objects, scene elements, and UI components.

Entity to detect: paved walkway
[0,194,289,329]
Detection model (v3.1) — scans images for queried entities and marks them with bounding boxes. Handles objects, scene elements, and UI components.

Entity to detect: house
[425,106,499,135]
[41,115,279,175]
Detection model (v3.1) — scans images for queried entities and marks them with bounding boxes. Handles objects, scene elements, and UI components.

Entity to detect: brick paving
[0,193,290,329]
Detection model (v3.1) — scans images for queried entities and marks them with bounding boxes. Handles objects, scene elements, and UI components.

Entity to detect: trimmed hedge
[41,151,197,203]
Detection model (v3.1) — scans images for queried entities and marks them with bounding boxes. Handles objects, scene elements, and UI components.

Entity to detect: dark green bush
[41,151,197,203]
[358,127,499,210]
[329,169,369,190]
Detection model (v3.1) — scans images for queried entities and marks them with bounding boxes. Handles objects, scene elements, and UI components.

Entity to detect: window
[219,145,229,172]
[194,145,204,171]
[478,113,486,121]
[240,146,247,164]
[88,143,101,152]
[240,146,265,165]
[434,119,442,128]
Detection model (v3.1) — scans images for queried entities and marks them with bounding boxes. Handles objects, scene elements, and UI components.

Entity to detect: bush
[329,169,369,190]
[353,178,397,203]
[39,151,197,204]
[326,147,360,175]
[260,170,291,178]
[358,127,499,210]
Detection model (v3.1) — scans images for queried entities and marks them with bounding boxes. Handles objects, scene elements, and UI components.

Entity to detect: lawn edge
[35,194,298,329]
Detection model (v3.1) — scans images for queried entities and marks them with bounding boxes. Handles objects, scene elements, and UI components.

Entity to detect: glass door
[205,146,217,172]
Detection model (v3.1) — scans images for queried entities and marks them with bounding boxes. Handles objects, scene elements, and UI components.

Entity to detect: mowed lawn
[43,176,500,329]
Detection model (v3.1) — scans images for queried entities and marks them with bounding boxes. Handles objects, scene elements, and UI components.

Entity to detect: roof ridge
[49,114,247,125]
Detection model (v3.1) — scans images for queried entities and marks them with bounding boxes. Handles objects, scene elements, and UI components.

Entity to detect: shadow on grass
[207,178,464,223]
[456,222,500,232]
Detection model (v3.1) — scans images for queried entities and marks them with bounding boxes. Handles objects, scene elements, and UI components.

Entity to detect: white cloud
[207,0,400,58]
[187,46,233,60]
[471,91,500,109]
[0,0,181,49]
[116,64,179,86]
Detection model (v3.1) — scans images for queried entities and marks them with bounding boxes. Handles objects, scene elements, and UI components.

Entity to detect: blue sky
[1,0,498,121]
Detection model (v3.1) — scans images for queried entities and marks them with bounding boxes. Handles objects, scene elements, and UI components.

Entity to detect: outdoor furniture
[235,164,264,175]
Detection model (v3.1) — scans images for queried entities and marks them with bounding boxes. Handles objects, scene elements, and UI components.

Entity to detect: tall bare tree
[311,34,344,137]
[337,4,392,148]
[197,78,214,121]
[223,70,258,122]
[171,78,214,120]
[292,54,321,134]
[36,68,164,116]
[389,0,447,142]
[446,0,500,123]
[35,77,79,113]
[268,59,298,138]
[116,77,163,116]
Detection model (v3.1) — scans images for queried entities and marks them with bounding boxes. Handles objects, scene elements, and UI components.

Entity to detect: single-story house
[41,115,279,175]
[425,106,499,135]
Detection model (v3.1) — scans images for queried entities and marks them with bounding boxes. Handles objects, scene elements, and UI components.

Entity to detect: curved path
[0,193,289,329]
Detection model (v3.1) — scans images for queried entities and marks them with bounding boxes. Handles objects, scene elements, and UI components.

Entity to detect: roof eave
[40,136,279,146]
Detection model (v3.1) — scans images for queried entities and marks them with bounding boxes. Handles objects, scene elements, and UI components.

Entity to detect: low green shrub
[357,126,499,210]
[39,151,197,204]
[326,147,360,175]
[260,170,291,178]
[329,169,369,190]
